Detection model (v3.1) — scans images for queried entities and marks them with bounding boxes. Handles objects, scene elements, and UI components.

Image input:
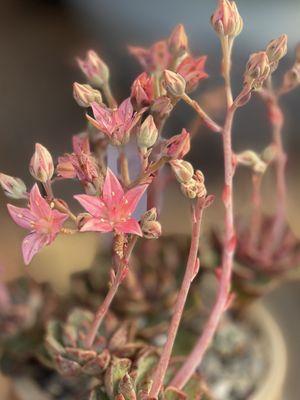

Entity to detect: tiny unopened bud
[163,129,191,159]
[163,70,186,98]
[237,150,267,174]
[261,145,277,164]
[211,0,243,38]
[29,143,54,183]
[266,34,288,64]
[194,170,207,197]
[244,51,270,90]
[137,115,158,149]
[142,220,162,239]
[0,173,27,199]
[151,96,173,119]
[168,24,189,56]
[73,83,102,107]
[77,50,110,87]
[180,179,198,199]
[141,207,157,223]
[170,159,194,183]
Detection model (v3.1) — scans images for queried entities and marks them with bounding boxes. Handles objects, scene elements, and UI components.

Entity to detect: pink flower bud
[29,143,54,183]
[163,129,191,159]
[170,159,194,183]
[168,24,189,56]
[211,0,243,38]
[141,220,162,239]
[77,50,110,87]
[141,207,157,223]
[130,72,154,109]
[163,70,186,98]
[180,179,198,199]
[151,96,173,119]
[244,51,270,90]
[137,115,158,149]
[194,170,207,198]
[0,173,27,199]
[266,34,288,72]
[73,82,102,107]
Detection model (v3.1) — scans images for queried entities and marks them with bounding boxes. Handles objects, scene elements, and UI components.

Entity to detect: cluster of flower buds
[168,23,189,58]
[170,159,194,183]
[211,0,243,38]
[140,207,162,239]
[163,70,186,98]
[243,51,271,90]
[180,170,207,199]
[29,143,54,183]
[77,50,110,87]
[0,173,27,199]
[137,115,158,150]
[266,34,288,73]
[73,82,102,108]
[236,150,267,174]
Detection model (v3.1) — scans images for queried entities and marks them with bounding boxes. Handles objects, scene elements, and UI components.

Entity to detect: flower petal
[116,98,133,123]
[74,194,107,218]
[72,134,90,155]
[22,232,48,265]
[7,204,36,230]
[57,155,77,179]
[114,218,142,236]
[121,184,148,216]
[102,168,124,204]
[80,217,112,233]
[90,102,113,136]
[29,184,52,219]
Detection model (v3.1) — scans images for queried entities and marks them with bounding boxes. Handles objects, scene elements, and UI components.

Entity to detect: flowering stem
[149,196,206,398]
[128,156,169,188]
[221,36,234,108]
[102,82,118,108]
[170,103,237,390]
[84,235,137,349]
[181,93,222,133]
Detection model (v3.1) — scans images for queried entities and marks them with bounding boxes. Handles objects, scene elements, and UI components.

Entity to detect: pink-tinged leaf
[121,185,148,216]
[114,218,142,236]
[22,232,48,265]
[29,184,52,219]
[80,217,112,233]
[74,194,107,218]
[7,204,36,230]
[102,168,124,204]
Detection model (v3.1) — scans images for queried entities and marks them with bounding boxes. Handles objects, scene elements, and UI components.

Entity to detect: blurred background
[0,0,300,398]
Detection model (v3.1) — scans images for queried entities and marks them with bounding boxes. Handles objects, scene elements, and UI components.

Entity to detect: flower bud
[141,207,157,223]
[141,220,162,239]
[281,66,300,93]
[151,96,173,119]
[137,115,158,149]
[73,82,102,107]
[29,143,54,183]
[237,150,267,174]
[170,159,194,183]
[163,70,186,98]
[77,50,110,87]
[194,170,207,198]
[261,145,276,164]
[244,51,270,90]
[180,179,198,199]
[266,34,288,64]
[130,72,154,109]
[0,173,27,199]
[211,0,243,38]
[163,129,191,159]
[168,24,189,56]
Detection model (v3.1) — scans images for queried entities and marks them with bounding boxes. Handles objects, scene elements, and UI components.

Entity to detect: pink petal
[114,218,142,236]
[116,98,133,123]
[7,204,36,230]
[29,184,52,219]
[72,134,90,155]
[121,184,148,216]
[80,217,113,233]
[57,155,77,179]
[74,194,107,218]
[102,168,124,204]
[90,103,113,135]
[22,232,49,265]
[52,210,69,227]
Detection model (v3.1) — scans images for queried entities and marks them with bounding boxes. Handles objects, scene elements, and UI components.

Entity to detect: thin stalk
[247,173,263,253]
[102,82,118,109]
[181,93,222,133]
[170,104,237,390]
[221,37,234,108]
[84,235,137,349]
[149,197,206,398]
[119,149,131,187]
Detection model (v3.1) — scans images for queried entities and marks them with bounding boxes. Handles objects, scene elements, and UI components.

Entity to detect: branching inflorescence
[1,0,300,398]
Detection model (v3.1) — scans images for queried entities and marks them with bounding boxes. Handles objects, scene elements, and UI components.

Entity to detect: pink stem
[247,174,263,253]
[149,197,206,398]
[170,105,237,390]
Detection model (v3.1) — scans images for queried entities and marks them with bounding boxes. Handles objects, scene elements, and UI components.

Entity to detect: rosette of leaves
[0,277,58,375]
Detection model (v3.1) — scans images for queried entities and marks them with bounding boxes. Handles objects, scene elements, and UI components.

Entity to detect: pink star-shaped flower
[7,184,68,265]
[74,168,147,236]
[87,98,140,145]
[176,55,208,93]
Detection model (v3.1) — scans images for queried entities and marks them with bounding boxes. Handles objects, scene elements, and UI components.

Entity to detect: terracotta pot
[3,303,286,400]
